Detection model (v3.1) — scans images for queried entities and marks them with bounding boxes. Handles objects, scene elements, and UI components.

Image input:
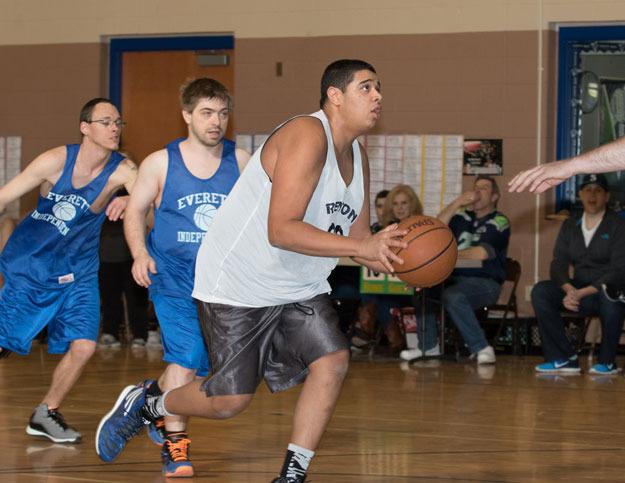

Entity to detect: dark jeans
[99,261,149,340]
[421,276,501,352]
[531,280,625,365]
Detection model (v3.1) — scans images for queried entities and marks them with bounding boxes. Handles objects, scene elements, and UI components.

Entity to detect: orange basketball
[391,215,458,287]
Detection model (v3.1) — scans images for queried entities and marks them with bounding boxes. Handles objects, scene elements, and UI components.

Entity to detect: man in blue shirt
[400,175,510,364]
[122,78,249,477]
[0,98,136,443]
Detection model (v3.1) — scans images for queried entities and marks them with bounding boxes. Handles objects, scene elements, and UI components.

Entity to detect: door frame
[108,35,234,110]
[556,25,625,211]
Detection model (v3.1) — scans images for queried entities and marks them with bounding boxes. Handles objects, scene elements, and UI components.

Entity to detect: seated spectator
[400,175,510,363]
[353,185,422,351]
[533,174,625,375]
[370,189,389,233]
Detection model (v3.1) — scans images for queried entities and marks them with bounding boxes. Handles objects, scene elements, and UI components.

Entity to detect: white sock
[157,390,174,417]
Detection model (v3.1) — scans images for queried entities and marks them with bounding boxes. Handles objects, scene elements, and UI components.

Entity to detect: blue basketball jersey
[0,144,123,288]
[146,138,240,297]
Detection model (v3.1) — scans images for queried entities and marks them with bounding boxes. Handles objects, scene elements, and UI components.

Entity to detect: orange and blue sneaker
[147,417,166,445]
[162,433,194,478]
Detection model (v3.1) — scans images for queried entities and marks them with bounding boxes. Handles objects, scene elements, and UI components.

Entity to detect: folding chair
[479,258,523,354]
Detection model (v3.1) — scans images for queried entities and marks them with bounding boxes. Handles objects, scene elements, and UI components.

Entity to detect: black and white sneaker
[272,478,307,483]
[603,284,625,303]
[26,404,81,443]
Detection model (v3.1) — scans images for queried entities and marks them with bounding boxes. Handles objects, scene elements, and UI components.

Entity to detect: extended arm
[509,136,625,194]
[0,146,66,213]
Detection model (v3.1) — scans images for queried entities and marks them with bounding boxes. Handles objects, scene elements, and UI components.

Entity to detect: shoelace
[47,410,70,431]
[166,438,191,462]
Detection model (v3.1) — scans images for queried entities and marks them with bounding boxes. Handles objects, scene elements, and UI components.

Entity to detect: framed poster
[463,139,503,175]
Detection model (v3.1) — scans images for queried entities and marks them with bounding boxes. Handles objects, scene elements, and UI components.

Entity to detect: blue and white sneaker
[147,417,166,446]
[535,358,581,374]
[589,363,619,375]
[95,380,154,462]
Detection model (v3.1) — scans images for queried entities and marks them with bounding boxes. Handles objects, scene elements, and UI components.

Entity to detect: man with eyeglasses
[119,78,249,477]
[0,97,137,444]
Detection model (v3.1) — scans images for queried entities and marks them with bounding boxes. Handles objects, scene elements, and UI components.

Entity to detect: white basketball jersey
[192,110,364,307]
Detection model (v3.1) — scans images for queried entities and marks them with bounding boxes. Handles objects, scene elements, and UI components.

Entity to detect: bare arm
[0,146,66,213]
[509,136,625,194]
[120,158,139,194]
[266,118,406,272]
[437,191,477,225]
[123,151,165,287]
[235,147,251,173]
[104,159,138,221]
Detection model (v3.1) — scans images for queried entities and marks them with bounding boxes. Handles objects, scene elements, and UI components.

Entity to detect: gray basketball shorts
[196,293,349,396]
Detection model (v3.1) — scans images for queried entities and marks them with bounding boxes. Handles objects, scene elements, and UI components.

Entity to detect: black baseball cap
[579,173,609,191]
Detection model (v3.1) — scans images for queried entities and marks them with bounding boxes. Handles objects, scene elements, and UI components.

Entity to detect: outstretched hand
[508,160,574,194]
[357,223,408,273]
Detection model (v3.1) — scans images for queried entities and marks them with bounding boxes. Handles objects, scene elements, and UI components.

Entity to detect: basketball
[391,214,457,287]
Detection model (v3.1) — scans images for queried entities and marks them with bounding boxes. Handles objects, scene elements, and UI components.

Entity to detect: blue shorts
[151,293,210,376]
[0,277,99,355]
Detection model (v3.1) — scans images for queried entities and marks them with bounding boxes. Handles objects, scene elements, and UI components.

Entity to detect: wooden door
[120,50,234,163]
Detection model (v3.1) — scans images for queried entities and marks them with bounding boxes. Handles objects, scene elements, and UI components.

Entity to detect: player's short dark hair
[320,59,377,109]
[180,77,232,112]
[79,98,115,123]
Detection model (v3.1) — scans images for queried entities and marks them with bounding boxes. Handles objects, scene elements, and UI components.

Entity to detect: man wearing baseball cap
[532,172,625,375]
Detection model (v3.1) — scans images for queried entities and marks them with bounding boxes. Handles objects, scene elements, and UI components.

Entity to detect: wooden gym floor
[1,345,625,482]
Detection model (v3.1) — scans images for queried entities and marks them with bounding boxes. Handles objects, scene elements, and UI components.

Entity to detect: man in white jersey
[96,59,407,482]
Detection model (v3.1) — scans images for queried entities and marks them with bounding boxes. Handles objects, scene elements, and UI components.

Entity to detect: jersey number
[328,223,344,236]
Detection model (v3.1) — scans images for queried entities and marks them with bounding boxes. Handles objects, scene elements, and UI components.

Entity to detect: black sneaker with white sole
[603,284,625,303]
[26,404,81,444]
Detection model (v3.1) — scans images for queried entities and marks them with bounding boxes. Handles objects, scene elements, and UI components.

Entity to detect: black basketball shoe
[603,284,625,303]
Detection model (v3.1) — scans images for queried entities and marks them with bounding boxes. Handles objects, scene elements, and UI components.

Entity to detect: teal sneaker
[589,363,619,375]
[535,358,581,374]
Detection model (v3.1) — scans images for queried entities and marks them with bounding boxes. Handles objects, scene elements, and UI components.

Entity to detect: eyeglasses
[86,119,126,128]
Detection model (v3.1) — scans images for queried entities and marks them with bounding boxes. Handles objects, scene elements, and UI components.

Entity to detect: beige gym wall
[1,1,623,312]
[1,0,625,44]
